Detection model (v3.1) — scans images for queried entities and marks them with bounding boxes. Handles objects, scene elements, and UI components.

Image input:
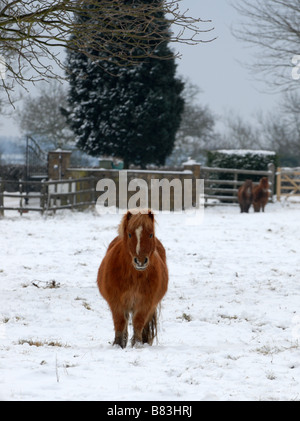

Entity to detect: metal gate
[25,136,48,182]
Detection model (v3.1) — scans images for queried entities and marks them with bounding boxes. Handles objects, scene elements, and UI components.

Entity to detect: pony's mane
[118,209,155,238]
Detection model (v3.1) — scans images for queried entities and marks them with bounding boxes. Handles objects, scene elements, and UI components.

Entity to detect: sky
[0,0,282,140]
[174,0,281,125]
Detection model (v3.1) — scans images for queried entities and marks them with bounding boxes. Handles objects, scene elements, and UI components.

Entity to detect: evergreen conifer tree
[66,0,184,168]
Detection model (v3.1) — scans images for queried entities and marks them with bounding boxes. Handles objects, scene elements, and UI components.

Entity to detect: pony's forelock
[118,209,155,238]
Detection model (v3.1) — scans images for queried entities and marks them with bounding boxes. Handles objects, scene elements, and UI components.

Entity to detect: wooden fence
[0,177,96,216]
[201,163,275,205]
[276,168,300,201]
[0,163,277,216]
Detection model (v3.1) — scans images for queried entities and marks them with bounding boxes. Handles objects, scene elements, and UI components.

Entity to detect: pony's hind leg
[142,311,157,345]
[131,308,157,347]
[131,310,148,346]
[112,310,129,349]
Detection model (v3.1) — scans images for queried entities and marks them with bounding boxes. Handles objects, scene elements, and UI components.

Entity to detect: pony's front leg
[112,310,129,349]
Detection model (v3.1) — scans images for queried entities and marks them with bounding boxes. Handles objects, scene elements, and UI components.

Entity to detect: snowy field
[1,201,300,401]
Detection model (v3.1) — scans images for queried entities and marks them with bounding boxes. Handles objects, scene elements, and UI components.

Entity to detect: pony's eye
[128,233,132,238]
[149,233,153,238]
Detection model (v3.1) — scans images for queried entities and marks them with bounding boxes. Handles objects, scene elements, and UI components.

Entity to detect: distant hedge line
[207,150,278,169]
[206,150,278,183]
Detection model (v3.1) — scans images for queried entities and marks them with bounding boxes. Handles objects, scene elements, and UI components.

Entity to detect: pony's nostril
[144,257,148,264]
[134,257,139,264]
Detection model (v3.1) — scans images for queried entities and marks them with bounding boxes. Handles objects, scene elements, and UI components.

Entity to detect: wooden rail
[0,177,96,216]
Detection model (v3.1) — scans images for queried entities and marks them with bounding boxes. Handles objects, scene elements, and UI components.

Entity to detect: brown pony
[253,177,269,212]
[238,179,253,213]
[97,209,168,348]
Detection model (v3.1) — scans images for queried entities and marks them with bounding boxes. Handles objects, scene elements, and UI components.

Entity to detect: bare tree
[232,0,300,91]
[0,140,3,164]
[219,102,300,166]
[231,0,300,164]
[222,112,264,150]
[16,80,74,149]
[0,0,215,103]
[259,94,300,165]
[167,79,217,165]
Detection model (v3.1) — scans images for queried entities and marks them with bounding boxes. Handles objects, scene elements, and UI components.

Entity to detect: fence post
[91,176,96,205]
[54,181,57,214]
[0,178,4,217]
[73,179,76,208]
[19,179,23,216]
[233,172,238,198]
[40,179,47,214]
[276,168,282,202]
[268,163,276,201]
[68,178,73,209]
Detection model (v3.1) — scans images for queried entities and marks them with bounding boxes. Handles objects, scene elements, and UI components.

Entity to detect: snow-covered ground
[1,202,300,401]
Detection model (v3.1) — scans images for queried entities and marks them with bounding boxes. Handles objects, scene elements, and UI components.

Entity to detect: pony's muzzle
[133,256,149,271]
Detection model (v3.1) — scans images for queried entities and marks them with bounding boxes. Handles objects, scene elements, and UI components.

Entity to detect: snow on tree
[65,0,184,168]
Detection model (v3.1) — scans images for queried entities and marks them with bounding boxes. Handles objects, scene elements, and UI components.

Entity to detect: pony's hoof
[113,336,127,349]
[131,336,143,348]
[113,341,126,349]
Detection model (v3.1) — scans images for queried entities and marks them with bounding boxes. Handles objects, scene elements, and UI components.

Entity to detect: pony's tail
[142,309,159,345]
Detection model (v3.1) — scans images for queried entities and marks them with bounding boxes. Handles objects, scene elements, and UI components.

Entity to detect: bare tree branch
[231,0,300,92]
[0,0,215,103]
[16,79,74,148]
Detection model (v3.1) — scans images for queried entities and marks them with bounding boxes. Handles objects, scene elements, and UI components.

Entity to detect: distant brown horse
[238,179,253,213]
[253,177,269,212]
[97,209,168,348]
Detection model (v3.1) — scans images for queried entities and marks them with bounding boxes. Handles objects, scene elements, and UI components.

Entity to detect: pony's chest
[121,274,150,305]
[124,273,149,293]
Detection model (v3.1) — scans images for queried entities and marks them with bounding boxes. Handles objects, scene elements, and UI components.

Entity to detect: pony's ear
[148,210,154,220]
[118,211,131,237]
[126,211,132,221]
